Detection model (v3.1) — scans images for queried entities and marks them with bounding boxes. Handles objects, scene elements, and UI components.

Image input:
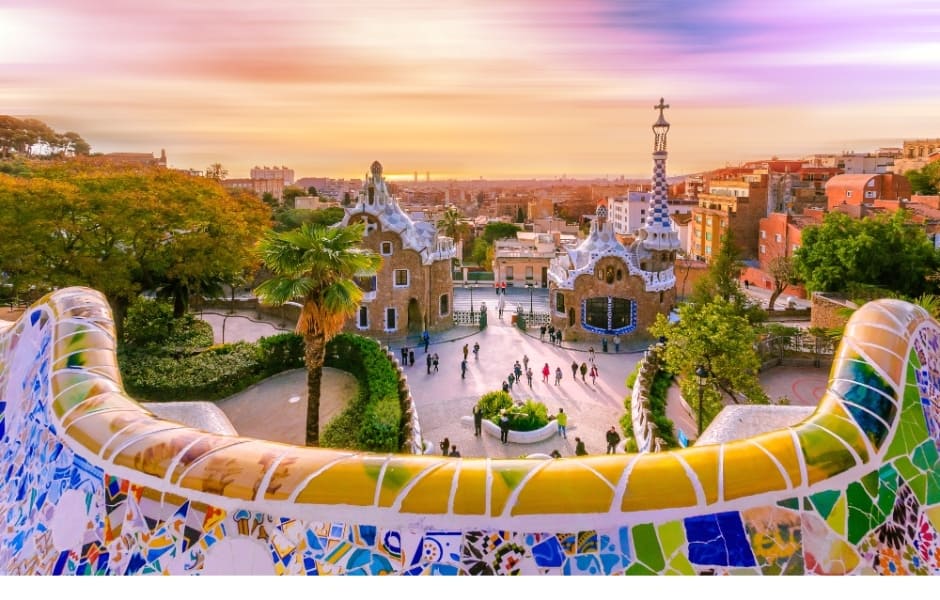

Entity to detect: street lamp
[525,283,534,316]
[695,365,709,437]
[465,282,475,314]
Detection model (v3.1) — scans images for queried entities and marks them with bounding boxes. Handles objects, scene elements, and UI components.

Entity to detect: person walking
[570,360,578,380]
[548,324,555,341]
[461,359,468,379]
[588,346,595,363]
[473,405,483,437]
[440,437,451,456]
[473,341,480,359]
[426,353,432,375]
[556,408,568,439]
[539,325,546,341]
[575,437,587,456]
[499,410,510,444]
[542,363,550,383]
[513,361,522,381]
[463,344,469,361]
[422,330,430,353]
[590,363,599,385]
[605,427,620,454]
[432,353,439,372]
[409,349,415,366]
[554,367,563,386]
[525,367,533,386]
[508,372,515,388]
[523,354,529,371]
[502,380,510,393]
[579,362,588,382]
[400,346,408,364]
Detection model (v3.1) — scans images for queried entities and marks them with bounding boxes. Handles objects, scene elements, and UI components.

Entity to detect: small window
[380,241,393,255]
[846,190,853,198]
[864,190,877,199]
[394,269,409,287]
[358,306,368,329]
[525,266,533,280]
[867,179,876,187]
[385,307,397,331]
[555,292,566,314]
[760,230,766,239]
[616,269,623,281]
[506,266,514,280]
[774,233,782,243]
[760,244,766,254]
[439,294,449,316]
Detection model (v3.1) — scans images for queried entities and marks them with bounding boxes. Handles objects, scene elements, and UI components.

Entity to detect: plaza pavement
[200,308,830,458]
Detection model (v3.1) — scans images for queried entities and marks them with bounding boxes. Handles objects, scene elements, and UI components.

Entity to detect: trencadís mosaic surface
[1,287,939,574]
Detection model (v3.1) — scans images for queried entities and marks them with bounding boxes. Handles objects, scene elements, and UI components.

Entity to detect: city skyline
[3,0,940,179]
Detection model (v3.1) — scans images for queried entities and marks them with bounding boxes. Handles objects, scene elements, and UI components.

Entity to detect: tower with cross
[637,97,681,261]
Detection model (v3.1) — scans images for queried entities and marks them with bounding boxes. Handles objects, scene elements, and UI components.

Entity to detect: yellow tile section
[797,425,859,486]
[489,460,541,516]
[621,453,698,511]
[511,462,615,515]
[52,372,123,417]
[452,461,488,516]
[678,446,722,505]
[722,439,791,501]
[749,430,804,489]
[926,505,940,532]
[98,413,188,461]
[61,391,136,430]
[293,459,379,506]
[260,447,359,501]
[110,427,215,480]
[64,408,155,456]
[399,462,460,514]
[802,412,870,464]
[177,441,275,500]
[826,495,847,537]
[377,456,445,508]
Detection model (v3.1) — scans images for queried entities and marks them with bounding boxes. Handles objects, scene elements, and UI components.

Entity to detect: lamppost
[465,283,475,314]
[525,283,534,316]
[695,364,709,437]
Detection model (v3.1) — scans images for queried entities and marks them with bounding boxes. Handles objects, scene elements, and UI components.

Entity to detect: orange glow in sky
[4,1,940,179]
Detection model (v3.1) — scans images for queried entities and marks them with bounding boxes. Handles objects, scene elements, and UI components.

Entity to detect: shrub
[257,333,304,374]
[507,399,549,432]
[358,397,401,451]
[477,390,514,422]
[122,298,212,353]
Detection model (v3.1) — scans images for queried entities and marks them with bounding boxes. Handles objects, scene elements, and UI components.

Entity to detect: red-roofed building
[825,173,911,213]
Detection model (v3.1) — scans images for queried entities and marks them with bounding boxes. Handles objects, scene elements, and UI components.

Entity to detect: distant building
[690,175,769,261]
[547,99,679,342]
[492,232,558,289]
[99,149,166,168]
[825,173,912,215]
[222,165,294,202]
[340,161,456,336]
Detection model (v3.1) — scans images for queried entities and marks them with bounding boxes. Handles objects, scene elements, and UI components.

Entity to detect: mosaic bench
[1,287,938,575]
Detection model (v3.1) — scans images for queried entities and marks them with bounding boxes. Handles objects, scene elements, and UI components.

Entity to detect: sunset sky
[3,0,940,180]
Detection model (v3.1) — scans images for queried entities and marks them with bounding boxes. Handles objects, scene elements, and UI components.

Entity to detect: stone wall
[811,291,857,330]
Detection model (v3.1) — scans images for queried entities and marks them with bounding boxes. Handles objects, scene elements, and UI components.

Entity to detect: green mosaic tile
[665,552,695,575]
[826,495,847,537]
[876,465,898,518]
[908,473,929,506]
[810,489,840,519]
[625,562,657,575]
[802,497,813,511]
[777,497,800,510]
[884,363,928,461]
[927,467,940,504]
[912,439,939,472]
[631,523,665,572]
[892,455,920,482]
[657,520,685,558]
[860,470,879,498]
[846,479,884,545]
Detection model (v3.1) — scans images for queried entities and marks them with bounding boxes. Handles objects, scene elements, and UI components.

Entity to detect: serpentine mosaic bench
[1,287,938,575]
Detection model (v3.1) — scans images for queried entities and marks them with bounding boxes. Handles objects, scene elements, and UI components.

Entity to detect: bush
[123,298,213,353]
[476,391,549,432]
[477,390,514,422]
[257,333,304,374]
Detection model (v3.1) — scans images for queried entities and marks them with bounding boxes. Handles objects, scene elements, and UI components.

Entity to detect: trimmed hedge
[620,367,677,449]
[120,333,304,402]
[322,333,402,452]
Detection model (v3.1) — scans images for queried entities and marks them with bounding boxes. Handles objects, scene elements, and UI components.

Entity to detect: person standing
[409,349,415,366]
[426,353,432,375]
[613,335,621,353]
[590,364,599,385]
[448,446,460,457]
[579,362,588,382]
[539,325,546,341]
[575,437,587,456]
[422,330,430,353]
[432,353,439,372]
[554,367,563,386]
[440,437,451,456]
[502,380,510,393]
[523,354,529,371]
[401,346,408,364]
[463,344,469,361]
[473,341,480,359]
[508,372,515,388]
[605,427,620,454]
[588,346,595,363]
[461,359,468,379]
[548,324,555,341]
[525,367,533,386]
[473,405,483,437]
[556,408,568,439]
[542,363,550,383]
[570,360,578,380]
[499,410,510,444]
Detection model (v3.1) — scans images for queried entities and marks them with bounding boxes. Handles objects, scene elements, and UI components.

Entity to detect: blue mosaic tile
[532,535,565,567]
[562,553,602,575]
[684,511,756,567]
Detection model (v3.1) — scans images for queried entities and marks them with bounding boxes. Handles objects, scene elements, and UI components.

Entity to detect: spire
[641,97,681,252]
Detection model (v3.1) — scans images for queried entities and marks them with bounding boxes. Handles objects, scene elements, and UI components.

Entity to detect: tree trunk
[303,332,326,446]
[110,296,130,345]
[768,288,782,312]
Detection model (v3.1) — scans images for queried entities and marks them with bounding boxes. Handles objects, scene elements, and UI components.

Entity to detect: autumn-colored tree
[254,223,382,446]
[766,254,797,311]
[205,162,228,180]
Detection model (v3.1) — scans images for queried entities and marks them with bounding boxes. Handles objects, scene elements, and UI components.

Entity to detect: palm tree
[253,222,382,446]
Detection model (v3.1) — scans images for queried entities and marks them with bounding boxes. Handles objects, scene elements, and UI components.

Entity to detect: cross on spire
[654,97,669,118]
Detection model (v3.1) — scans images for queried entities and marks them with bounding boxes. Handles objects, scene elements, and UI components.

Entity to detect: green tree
[436,207,469,247]
[689,230,762,322]
[794,210,940,297]
[649,299,768,434]
[274,206,345,231]
[281,186,306,208]
[482,222,521,244]
[253,222,382,446]
[906,163,940,195]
